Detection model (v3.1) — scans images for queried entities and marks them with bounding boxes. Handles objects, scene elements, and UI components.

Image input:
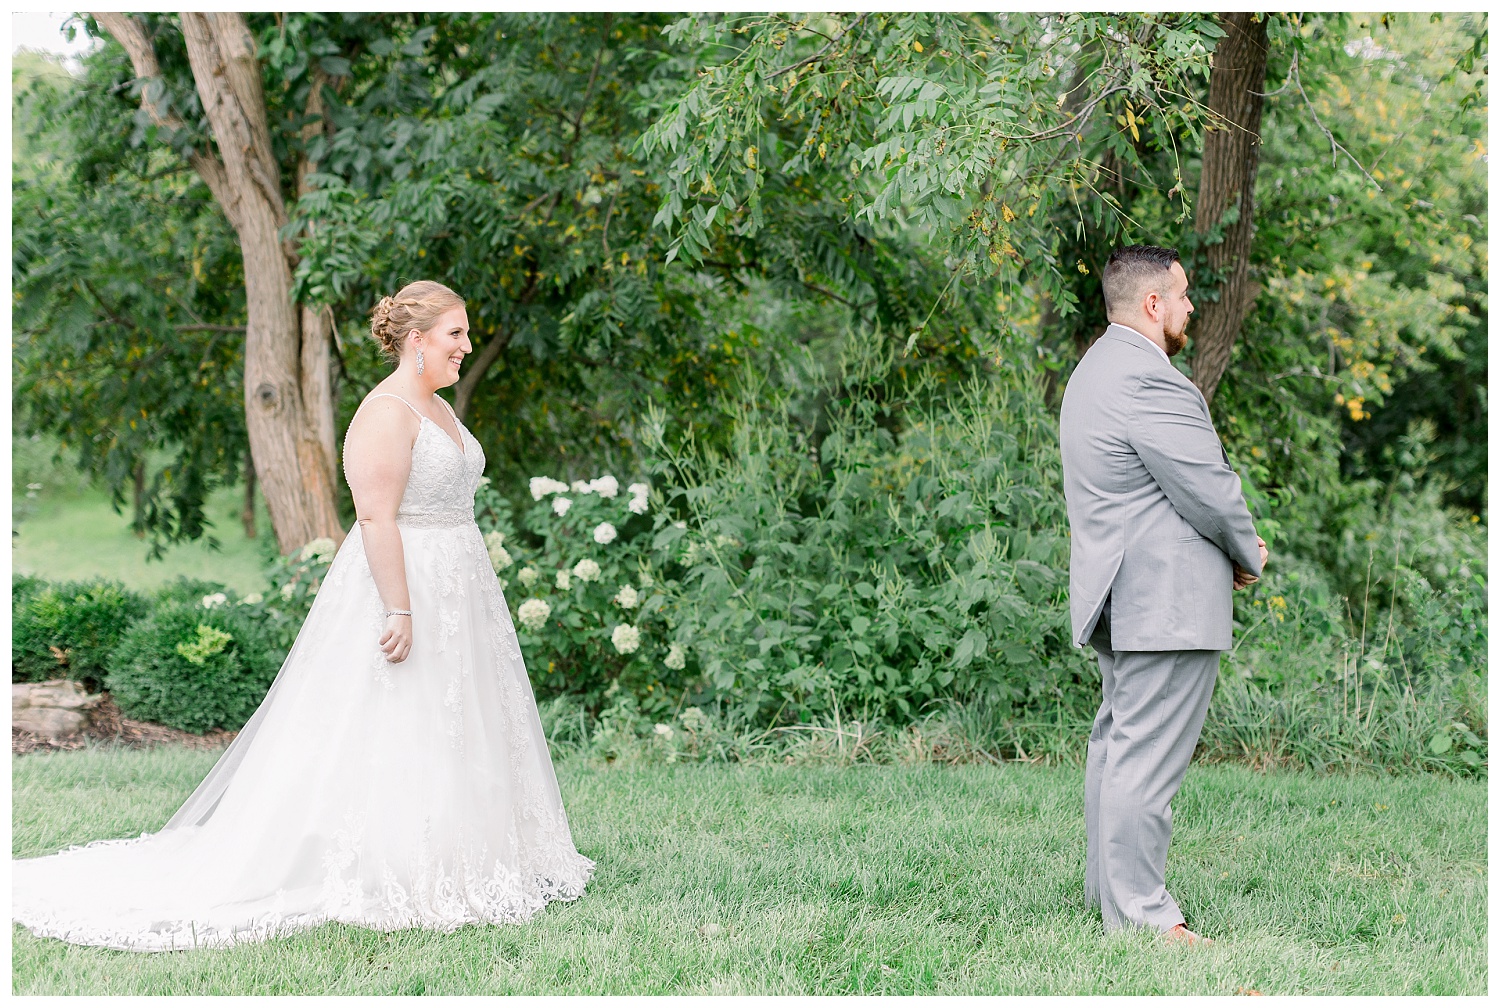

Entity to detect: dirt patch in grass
[11,693,235,754]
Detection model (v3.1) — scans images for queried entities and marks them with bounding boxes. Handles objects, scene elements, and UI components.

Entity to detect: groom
[1059,244,1267,944]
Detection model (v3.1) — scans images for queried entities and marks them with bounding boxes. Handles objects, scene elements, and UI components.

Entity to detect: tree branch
[1290,49,1383,190]
[207,12,288,220]
[768,13,869,79]
[79,277,133,331]
[569,14,611,154]
[91,11,241,232]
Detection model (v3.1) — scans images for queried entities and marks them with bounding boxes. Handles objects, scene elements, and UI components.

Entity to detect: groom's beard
[1163,322,1187,357]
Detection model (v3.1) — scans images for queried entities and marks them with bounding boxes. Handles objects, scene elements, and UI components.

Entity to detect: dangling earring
[415,346,425,375]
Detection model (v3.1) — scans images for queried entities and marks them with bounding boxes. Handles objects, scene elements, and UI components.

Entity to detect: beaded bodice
[346,394,485,528]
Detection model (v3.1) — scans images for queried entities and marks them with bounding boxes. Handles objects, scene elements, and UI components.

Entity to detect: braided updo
[368,280,466,363]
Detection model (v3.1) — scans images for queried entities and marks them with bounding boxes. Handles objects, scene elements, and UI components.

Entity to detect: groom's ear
[1140,290,1159,321]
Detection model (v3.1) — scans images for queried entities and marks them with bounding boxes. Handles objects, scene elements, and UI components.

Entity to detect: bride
[13,281,595,951]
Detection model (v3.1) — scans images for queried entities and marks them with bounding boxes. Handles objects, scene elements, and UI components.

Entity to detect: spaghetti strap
[363,393,424,420]
[435,396,460,423]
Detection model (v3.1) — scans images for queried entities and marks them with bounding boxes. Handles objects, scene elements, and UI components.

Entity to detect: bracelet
[382,609,412,618]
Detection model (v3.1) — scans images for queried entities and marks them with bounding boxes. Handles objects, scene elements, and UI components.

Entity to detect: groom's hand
[1234,536,1269,590]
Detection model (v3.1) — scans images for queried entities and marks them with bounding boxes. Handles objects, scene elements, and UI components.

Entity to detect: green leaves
[953,629,987,669]
[638,328,1091,723]
[645,10,1217,309]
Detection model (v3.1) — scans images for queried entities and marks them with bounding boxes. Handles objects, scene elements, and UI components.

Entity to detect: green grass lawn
[11,483,272,596]
[12,747,1487,995]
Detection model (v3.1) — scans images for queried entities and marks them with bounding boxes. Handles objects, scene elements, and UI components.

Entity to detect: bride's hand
[380,614,413,663]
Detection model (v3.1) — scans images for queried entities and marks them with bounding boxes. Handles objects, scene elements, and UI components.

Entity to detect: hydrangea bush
[474,472,690,715]
[470,333,1095,727]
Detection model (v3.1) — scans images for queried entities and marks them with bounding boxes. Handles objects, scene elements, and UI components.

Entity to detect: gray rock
[12,679,103,738]
[14,705,91,737]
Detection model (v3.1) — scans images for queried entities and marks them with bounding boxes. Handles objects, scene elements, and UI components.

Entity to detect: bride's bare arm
[343,399,418,663]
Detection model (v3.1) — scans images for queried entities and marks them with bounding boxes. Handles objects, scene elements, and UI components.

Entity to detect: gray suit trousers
[1084,601,1221,933]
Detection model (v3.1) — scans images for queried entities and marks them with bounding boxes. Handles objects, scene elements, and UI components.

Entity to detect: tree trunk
[242,453,257,539]
[295,72,339,477]
[96,12,343,553]
[131,460,146,537]
[1188,12,1271,407]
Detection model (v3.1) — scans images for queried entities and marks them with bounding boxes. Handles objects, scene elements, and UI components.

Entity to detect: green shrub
[471,330,1090,725]
[479,328,1483,780]
[11,576,150,689]
[637,331,1091,722]
[152,576,240,608]
[12,572,46,606]
[105,596,286,734]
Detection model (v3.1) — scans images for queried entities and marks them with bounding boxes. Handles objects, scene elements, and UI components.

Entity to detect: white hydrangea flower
[593,522,618,544]
[591,474,620,498]
[654,722,674,738]
[571,479,593,494]
[529,476,569,500]
[552,497,572,517]
[626,481,649,513]
[572,558,602,582]
[611,623,641,654]
[299,537,337,563]
[279,582,296,600]
[484,531,513,570]
[518,566,539,588]
[200,592,228,609]
[516,598,552,631]
[613,584,639,609]
[239,592,264,606]
[555,570,572,590]
[664,643,687,670]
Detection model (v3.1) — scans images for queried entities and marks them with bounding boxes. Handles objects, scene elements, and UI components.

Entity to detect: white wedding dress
[12,394,595,951]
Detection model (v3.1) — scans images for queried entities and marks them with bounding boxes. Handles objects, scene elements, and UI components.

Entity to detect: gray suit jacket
[1060,324,1262,650]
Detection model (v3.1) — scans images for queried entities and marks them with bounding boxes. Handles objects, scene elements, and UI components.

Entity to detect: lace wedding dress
[13,394,594,951]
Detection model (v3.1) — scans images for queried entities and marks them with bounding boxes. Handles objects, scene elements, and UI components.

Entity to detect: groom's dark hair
[1102,244,1181,318]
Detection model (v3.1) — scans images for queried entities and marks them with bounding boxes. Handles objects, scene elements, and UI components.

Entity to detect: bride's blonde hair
[368,281,466,362]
